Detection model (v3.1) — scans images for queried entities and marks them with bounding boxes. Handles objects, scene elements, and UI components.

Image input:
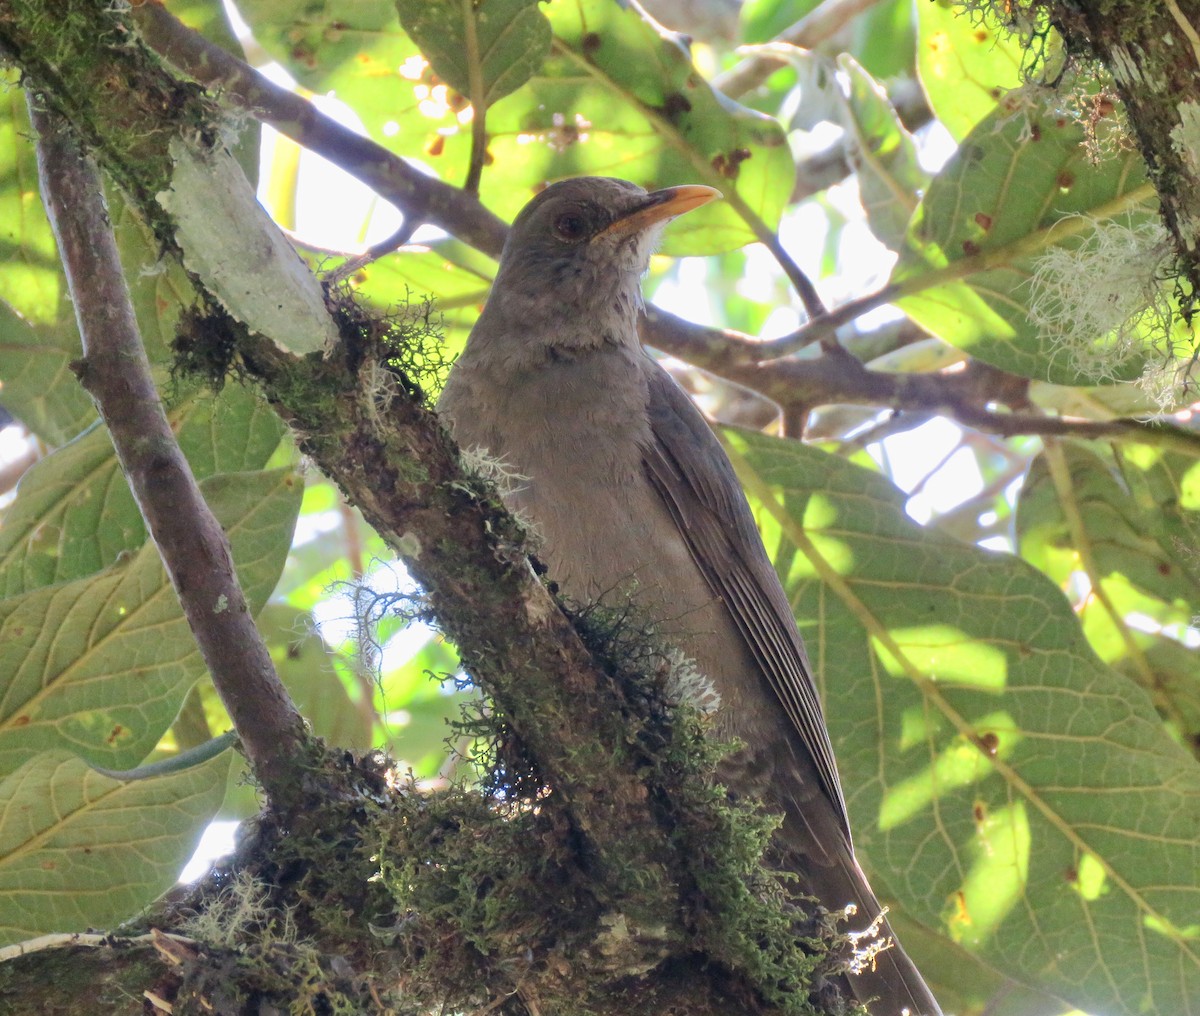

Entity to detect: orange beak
[598,184,722,239]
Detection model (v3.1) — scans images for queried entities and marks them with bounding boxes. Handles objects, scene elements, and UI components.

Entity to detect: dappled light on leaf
[945,801,1030,950]
[1071,850,1108,903]
[878,711,1020,831]
[872,625,1009,690]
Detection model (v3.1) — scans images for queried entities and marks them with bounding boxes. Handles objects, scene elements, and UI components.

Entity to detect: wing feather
[640,362,850,838]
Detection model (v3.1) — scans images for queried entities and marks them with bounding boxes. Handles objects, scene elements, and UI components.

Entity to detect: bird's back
[439,340,942,1016]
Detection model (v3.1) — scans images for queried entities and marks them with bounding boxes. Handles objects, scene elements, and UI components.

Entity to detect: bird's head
[480,177,720,351]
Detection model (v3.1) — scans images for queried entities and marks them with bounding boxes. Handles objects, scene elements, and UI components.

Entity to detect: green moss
[4,0,222,243]
[365,601,841,1015]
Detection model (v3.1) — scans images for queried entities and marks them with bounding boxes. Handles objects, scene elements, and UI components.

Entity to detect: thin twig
[714,0,887,98]
[131,1,507,258]
[30,98,310,812]
[323,217,424,284]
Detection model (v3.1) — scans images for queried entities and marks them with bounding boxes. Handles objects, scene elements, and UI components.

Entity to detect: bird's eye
[553,212,588,241]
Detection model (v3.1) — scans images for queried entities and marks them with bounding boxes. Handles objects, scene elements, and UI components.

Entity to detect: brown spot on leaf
[582,32,602,55]
[974,212,993,230]
[13,715,30,727]
[1064,866,1078,882]
[291,45,318,70]
[973,802,986,822]
[1056,171,1075,189]
[662,93,692,121]
[712,148,752,180]
[974,28,989,42]
[106,725,125,745]
[976,731,1000,756]
[1029,123,1042,142]
[1159,561,1171,576]
[951,891,970,924]
[427,135,445,157]
[962,239,981,256]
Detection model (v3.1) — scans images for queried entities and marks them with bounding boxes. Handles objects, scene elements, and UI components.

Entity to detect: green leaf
[0,469,302,772]
[0,750,230,946]
[395,0,552,108]
[0,76,64,325]
[915,0,1028,141]
[849,0,915,82]
[0,80,95,444]
[234,0,415,126]
[1016,441,1200,740]
[1018,442,1199,632]
[0,305,96,446]
[892,94,1158,384]
[258,603,375,749]
[724,427,1200,1016]
[483,0,794,254]
[835,54,927,251]
[0,385,286,596]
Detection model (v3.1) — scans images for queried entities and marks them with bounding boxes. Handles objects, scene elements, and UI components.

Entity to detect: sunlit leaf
[394,0,552,108]
[1016,440,1200,739]
[915,0,1028,141]
[725,427,1200,1016]
[893,94,1159,384]
[0,81,95,443]
[0,469,302,771]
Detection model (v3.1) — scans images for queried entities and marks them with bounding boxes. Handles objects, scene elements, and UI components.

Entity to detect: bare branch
[131,1,507,258]
[29,99,310,811]
[714,0,887,98]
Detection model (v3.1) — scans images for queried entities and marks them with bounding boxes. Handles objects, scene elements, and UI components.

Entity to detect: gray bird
[437,176,942,1016]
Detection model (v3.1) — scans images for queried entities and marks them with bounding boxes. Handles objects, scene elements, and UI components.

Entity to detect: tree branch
[644,310,1200,451]
[28,99,311,813]
[713,0,887,98]
[130,0,508,258]
[1045,0,1200,310]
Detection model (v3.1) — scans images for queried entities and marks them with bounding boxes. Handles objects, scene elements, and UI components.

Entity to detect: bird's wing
[640,360,850,838]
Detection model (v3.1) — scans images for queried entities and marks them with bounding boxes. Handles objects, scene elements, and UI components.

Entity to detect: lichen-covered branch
[1044,0,1200,306]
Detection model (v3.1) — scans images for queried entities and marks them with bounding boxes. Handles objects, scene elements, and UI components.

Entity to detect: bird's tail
[811,845,944,1016]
